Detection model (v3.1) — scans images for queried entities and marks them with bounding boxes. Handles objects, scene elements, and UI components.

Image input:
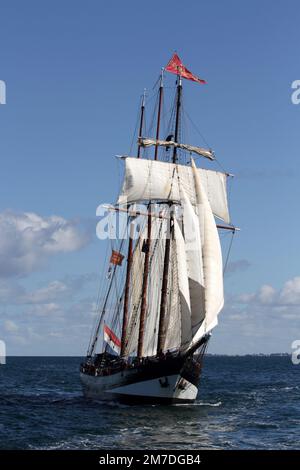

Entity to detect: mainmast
[157,211,174,354]
[154,70,164,161]
[137,72,163,357]
[172,74,182,164]
[137,89,146,159]
[157,73,181,354]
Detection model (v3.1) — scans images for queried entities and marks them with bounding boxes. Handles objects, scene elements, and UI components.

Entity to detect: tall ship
[80,54,237,404]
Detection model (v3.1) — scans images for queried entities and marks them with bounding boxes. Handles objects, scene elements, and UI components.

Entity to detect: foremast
[121,88,148,357]
[138,70,163,357]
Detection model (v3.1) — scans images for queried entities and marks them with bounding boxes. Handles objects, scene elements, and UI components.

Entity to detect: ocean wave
[173,401,222,407]
[268,385,299,392]
[252,422,280,430]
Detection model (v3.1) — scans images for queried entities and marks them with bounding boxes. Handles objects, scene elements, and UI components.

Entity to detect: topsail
[118,157,230,224]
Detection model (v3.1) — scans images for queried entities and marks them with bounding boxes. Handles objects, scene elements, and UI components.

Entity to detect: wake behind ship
[80,54,237,404]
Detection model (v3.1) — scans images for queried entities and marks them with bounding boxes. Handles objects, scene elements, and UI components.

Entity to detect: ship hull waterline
[80,353,204,404]
[80,370,198,404]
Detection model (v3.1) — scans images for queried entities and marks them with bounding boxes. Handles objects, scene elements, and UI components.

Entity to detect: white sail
[138,215,193,355]
[180,188,205,334]
[118,157,230,223]
[142,216,167,356]
[121,161,225,356]
[173,218,192,348]
[163,234,181,352]
[188,159,224,348]
[123,224,145,356]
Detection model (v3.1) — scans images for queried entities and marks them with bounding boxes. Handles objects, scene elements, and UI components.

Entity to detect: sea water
[0,356,299,449]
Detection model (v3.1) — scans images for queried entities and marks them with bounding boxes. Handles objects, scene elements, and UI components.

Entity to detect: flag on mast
[110,250,124,266]
[104,324,121,354]
[165,53,206,84]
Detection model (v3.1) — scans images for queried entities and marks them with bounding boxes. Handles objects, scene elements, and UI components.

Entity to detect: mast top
[141,88,146,107]
[160,67,164,88]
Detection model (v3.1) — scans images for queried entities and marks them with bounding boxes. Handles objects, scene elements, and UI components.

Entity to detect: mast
[157,212,174,354]
[154,69,164,161]
[172,74,182,164]
[137,89,146,158]
[122,89,146,355]
[120,222,134,357]
[157,74,182,354]
[137,72,164,357]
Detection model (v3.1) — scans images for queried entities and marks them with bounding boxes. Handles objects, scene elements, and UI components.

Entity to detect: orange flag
[165,53,206,84]
[110,250,124,266]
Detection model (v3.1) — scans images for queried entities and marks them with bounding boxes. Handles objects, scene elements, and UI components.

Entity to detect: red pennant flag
[165,53,206,84]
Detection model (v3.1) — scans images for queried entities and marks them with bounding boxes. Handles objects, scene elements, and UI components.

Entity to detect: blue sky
[0,0,299,355]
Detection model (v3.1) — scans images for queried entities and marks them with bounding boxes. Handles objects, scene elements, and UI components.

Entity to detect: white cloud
[257,284,276,304]
[27,303,62,317]
[0,280,25,302]
[0,274,96,307]
[0,211,90,277]
[238,277,300,309]
[207,277,300,353]
[279,277,300,305]
[24,281,70,304]
[4,319,19,332]
[0,296,97,355]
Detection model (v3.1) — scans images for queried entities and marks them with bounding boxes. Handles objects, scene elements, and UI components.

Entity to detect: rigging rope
[223,230,235,275]
[129,98,141,155]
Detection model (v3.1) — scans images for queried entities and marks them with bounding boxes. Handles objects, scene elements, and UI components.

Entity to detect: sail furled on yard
[138,138,214,160]
[118,157,230,224]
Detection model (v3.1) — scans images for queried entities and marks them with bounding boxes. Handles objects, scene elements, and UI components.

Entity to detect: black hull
[80,340,210,403]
